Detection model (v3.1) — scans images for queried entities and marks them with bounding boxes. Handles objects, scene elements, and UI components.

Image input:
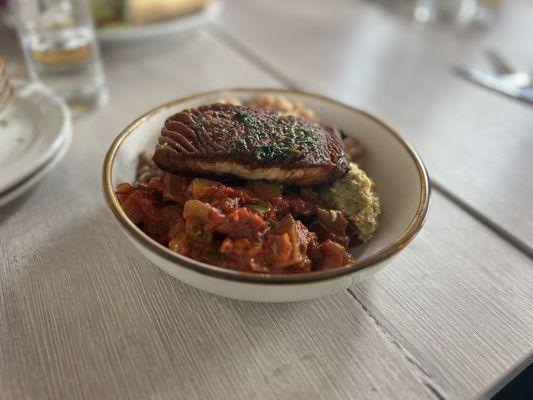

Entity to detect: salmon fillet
[152,104,348,186]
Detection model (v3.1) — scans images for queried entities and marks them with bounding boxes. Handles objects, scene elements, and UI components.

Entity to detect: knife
[452,66,533,105]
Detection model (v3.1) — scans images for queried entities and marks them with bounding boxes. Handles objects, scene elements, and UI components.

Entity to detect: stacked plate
[0,77,72,207]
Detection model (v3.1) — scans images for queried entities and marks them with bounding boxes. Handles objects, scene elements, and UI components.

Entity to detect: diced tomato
[115,183,133,203]
[318,240,355,270]
[227,207,267,240]
[190,178,212,198]
[117,172,357,273]
[147,176,165,194]
[163,173,190,204]
[213,186,254,203]
[265,233,294,266]
[220,238,263,271]
[289,197,317,216]
[310,221,350,248]
[212,197,240,214]
[205,207,226,232]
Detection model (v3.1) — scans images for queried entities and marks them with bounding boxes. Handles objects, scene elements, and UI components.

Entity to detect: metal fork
[486,49,532,88]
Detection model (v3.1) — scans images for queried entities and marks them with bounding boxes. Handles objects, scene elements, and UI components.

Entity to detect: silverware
[452,50,533,105]
[0,57,15,118]
[485,49,531,88]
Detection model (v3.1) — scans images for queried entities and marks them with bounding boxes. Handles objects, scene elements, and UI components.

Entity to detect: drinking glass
[11,0,108,112]
[414,0,501,24]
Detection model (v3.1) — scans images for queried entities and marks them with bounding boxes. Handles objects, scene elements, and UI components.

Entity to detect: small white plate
[97,1,219,44]
[0,82,70,193]
[0,120,71,208]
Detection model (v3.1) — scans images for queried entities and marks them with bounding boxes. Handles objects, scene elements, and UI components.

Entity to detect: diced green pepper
[183,200,214,244]
[245,200,271,218]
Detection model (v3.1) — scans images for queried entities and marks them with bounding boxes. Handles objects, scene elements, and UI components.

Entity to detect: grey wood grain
[214,0,533,253]
[351,193,533,399]
[0,27,436,400]
[0,22,533,400]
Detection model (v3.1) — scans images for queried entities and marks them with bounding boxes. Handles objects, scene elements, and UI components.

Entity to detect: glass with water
[414,0,501,24]
[11,0,107,111]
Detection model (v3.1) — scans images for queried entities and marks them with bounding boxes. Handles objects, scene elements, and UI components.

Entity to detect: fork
[486,49,532,88]
[0,57,15,119]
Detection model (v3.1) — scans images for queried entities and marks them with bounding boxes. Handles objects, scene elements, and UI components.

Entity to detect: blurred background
[0,0,527,115]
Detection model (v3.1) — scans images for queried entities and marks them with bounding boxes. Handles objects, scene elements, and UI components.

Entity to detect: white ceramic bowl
[102,88,430,302]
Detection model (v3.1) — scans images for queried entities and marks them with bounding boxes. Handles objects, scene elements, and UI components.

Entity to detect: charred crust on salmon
[153,104,348,186]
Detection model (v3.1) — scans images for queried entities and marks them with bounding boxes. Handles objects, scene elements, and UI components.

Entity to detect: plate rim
[0,115,72,207]
[0,82,71,193]
[102,87,431,285]
[96,1,220,43]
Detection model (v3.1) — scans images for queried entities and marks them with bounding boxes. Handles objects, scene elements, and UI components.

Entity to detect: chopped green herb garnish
[230,110,323,163]
[232,112,255,126]
[234,137,248,152]
[253,144,300,163]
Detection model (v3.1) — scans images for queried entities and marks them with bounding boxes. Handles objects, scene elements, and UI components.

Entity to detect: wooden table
[0,1,532,398]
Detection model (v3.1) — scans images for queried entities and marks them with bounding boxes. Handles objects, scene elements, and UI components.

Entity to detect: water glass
[414,0,500,24]
[11,0,107,112]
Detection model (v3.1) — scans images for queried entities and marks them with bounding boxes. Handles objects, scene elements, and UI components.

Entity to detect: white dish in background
[0,122,71,208]
[97,1,219,44]
[0,82,70,193]
[102,88,430,302]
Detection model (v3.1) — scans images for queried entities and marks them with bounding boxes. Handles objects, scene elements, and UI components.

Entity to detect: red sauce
[116,174,356,273]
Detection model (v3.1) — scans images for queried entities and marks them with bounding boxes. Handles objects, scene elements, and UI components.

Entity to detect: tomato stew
[116,174,358,273]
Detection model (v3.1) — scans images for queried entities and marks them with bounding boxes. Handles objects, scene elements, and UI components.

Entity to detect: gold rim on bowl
[102,88,431,285]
